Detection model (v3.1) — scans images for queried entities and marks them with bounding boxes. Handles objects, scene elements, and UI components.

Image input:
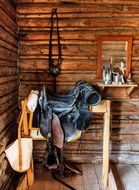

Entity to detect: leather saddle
[33,80,101,142]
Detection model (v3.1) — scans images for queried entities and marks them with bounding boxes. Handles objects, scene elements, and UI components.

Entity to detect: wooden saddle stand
[17,99,118,190]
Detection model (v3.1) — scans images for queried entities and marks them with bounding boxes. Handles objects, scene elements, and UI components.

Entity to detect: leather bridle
[48,8,62,93]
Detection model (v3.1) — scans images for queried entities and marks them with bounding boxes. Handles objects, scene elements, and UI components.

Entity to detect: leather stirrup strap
[49,8,62,93]
[52,171,76,190]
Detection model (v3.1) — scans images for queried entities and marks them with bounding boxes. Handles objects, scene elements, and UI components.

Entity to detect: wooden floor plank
[82,164,100,190]
[133,164,139,174]
[44,169,60,190]
[94,164,108,190]
[110,164,124,190]
[116,164,139,190]
[28,164,139,190]
[71,165,84,190]
[59,175,74,190]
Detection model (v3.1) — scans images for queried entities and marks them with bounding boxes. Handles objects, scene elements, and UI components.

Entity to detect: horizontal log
[18,59,96,71]
[32,152,139,164]
[18,27,139,36]
[0,60,17,67]
[112,101,139,111]
[0,68,18,77]
[0,20,15,36]
[33,152,102,162]
[0,40,17,52]
[0,28,17,47]
[79,131,139,142]
[0,119,17,140]
[0,81,19,97]
[111,111,139,116]
[19,59,96,73]
[19,39,96,45]
[0,0,16,22]
[18,30,96,41]
[19,44,96,56]
[20,72,96,82]
[34,141,139,152]
[17,12,139,19]
[17,4,124,14]
[18,17,139,29]
[65,153,139,164]
[111,135,139,142]
[91,122,139,130]
[0,105,18,133]
[0,47,17,62]
[0,91,18,106]
[0,75,18,84]
[93,118,139,125]
[19,55,96,60]
[18,0,139,5]
[0,9,17,33]
[0,93,18,114]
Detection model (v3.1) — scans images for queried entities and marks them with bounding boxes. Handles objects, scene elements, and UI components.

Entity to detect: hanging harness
[48,8,62,93]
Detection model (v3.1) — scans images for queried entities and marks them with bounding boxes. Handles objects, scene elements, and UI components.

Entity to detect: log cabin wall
[0,0,18,189]
[17,0,139,164]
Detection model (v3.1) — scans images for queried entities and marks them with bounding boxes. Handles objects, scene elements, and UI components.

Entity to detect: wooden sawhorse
[19,100,116,189]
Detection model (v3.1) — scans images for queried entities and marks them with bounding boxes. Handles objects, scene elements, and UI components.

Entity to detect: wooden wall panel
[17,0,139,164]
[0,0,18,189]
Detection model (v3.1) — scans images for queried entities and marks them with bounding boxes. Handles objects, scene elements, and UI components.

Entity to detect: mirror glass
[97,35,132,81]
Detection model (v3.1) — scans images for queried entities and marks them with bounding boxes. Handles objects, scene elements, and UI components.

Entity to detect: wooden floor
[28,164,139,190]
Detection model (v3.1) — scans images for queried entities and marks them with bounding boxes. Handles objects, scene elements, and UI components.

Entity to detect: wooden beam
[102,100,111,188]
[21,101,34,187]
[89,100,111,188]
[109,169,118,190]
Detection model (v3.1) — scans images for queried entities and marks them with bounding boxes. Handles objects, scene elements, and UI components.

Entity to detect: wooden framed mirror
[97,35,132,79]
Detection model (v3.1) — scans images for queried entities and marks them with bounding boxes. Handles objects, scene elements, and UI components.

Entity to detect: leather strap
[46,106,53,151]
[49,8,62,93]
[52,171,76,190]
[52,158,82,190]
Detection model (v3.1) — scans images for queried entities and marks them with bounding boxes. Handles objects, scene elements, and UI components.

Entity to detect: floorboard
[28,164,104,190]
[116,164,139,190]
[94,164,108,190]
[28,164,139,190]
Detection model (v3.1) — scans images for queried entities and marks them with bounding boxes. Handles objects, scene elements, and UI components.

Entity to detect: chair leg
[27,159,34,186]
